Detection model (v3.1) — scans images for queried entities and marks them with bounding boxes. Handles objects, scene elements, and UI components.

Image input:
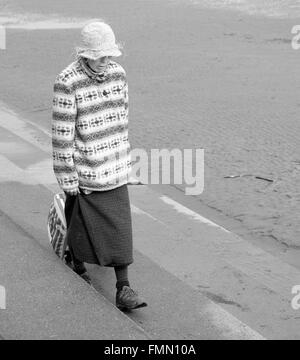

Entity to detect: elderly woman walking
[51,21,147,311]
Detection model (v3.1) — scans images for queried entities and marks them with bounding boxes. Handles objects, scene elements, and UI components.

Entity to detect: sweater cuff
[58,175,79,192]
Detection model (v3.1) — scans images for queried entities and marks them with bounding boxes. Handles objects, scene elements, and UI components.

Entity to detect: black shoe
[64,250,73,266]
[78,271,92,285]
[73,264,91,285]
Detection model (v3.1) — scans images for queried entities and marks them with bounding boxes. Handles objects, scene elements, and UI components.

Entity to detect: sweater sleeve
[52,75,79,191]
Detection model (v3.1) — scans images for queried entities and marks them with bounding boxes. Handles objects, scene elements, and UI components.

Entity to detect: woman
[52,20,147,311]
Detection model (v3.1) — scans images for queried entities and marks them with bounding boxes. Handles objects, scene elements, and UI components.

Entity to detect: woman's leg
[114,265,130,290]
[114,265,147,310]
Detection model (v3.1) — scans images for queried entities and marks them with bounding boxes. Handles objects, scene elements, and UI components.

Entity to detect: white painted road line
[160,195,230,233]
[0,13,88,30]
[131,204,167,226]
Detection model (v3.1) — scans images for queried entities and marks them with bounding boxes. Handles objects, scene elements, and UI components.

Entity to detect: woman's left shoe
[116,286,147,311]
[79,271,92,285]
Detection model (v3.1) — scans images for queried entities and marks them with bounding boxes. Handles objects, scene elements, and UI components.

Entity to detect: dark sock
[114,265,130,291]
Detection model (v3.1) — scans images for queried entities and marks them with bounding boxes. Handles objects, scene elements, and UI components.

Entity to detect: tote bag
[47,193,70,262]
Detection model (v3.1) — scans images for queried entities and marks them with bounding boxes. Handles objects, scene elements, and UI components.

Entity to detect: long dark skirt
[65,184,133,267]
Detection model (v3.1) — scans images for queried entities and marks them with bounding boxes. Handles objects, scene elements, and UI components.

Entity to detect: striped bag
[47,193,70,263]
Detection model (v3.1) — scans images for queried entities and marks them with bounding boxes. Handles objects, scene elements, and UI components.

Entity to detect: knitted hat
[76,21,122,60]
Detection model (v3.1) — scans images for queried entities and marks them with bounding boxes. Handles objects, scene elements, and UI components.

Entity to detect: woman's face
[87,56,111,72]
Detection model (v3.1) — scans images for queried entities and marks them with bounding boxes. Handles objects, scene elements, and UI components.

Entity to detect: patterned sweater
[52,58,132,192]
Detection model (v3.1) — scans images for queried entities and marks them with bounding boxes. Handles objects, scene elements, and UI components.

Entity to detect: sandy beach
[0,0,299,251]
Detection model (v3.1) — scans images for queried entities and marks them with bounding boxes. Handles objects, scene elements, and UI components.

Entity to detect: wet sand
[0,0,299,249]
